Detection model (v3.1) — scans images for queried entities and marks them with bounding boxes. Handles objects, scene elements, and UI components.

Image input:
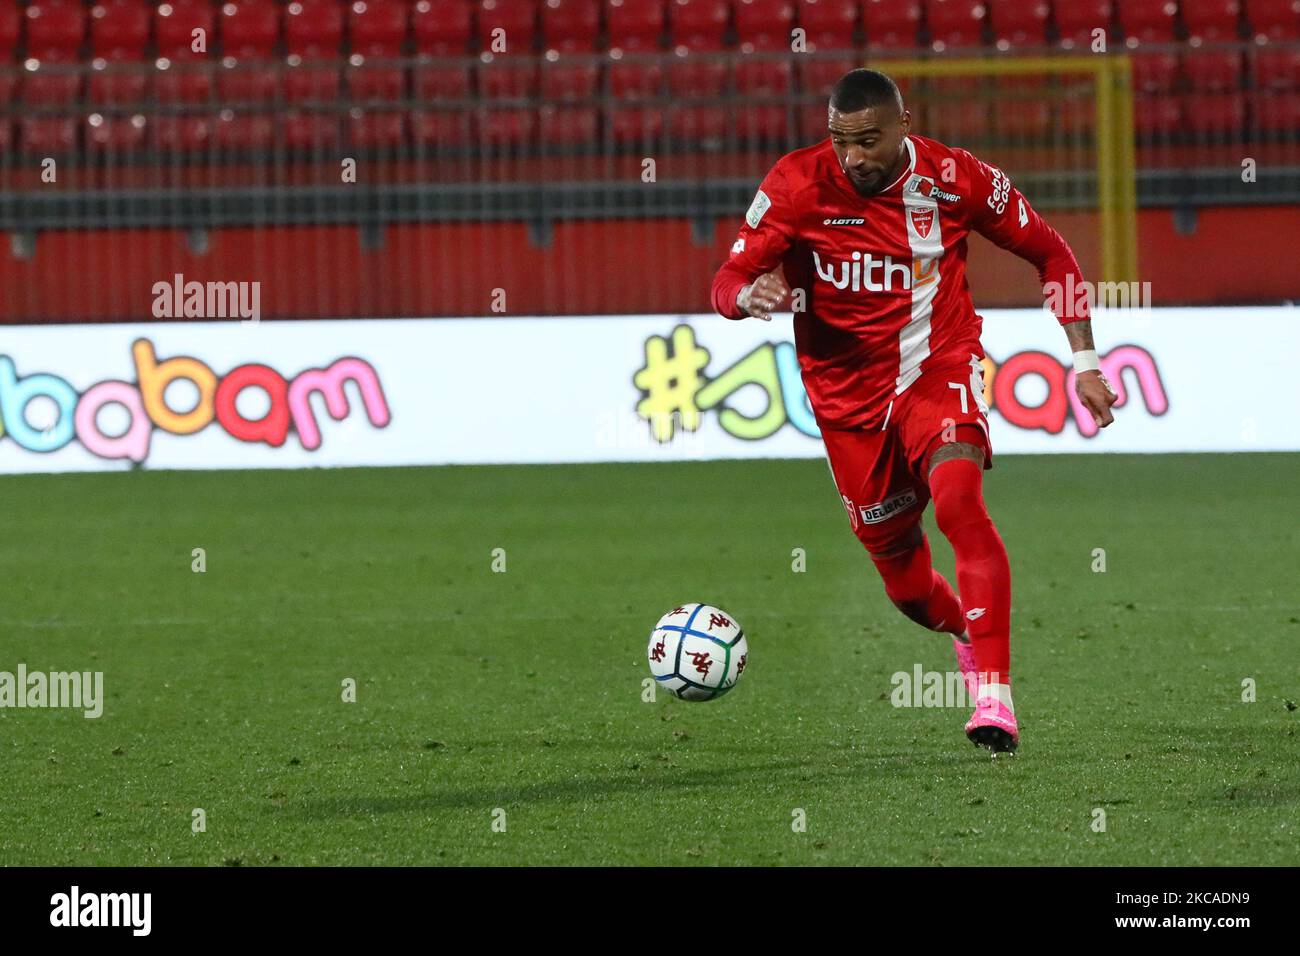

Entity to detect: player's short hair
[829,69,904,116]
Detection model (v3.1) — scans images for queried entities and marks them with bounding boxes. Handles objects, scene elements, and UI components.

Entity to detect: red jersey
[710,134,1088,429]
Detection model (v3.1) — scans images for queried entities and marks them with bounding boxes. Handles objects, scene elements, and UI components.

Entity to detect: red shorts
[821,356,993,554]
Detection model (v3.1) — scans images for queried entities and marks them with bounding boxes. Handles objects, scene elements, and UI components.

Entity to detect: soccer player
[711,69,1118,754]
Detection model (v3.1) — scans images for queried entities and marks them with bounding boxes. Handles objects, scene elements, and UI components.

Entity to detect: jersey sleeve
[956,148,1090,326]
[710,163,797,319]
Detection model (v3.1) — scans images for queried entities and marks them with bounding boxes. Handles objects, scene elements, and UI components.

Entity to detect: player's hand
[1076,369,1118,428]
[736,273,788,321]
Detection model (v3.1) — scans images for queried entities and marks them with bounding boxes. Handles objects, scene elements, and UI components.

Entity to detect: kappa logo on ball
[859,489,920,524]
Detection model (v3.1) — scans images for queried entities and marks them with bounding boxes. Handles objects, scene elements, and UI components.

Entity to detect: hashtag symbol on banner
[633,325,710,442]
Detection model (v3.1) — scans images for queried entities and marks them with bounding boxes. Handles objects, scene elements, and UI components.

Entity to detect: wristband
[1072,349,1100,374]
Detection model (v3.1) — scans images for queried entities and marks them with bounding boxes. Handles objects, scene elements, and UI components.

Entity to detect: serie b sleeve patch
[745,189,771,228]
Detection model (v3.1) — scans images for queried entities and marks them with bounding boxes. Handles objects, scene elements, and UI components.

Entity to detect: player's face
[828,104,911,197]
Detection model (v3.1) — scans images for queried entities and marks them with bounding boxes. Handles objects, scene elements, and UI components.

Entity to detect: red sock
[870,532,965,636]
[930,458,1011,683]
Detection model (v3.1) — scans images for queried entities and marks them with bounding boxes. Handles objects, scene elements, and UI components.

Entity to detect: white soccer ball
[647,603,749,701]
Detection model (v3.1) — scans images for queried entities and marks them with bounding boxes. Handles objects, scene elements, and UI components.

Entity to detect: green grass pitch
[2,453,1297,866]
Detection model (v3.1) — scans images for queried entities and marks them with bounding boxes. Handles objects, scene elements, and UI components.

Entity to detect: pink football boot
[965,697,1019,754]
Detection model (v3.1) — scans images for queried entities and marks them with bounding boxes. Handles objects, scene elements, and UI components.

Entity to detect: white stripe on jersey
[897,138,943,395]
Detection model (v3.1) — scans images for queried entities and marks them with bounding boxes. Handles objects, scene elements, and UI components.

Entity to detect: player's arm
[958,150,1118,428]
[711,166,795,321]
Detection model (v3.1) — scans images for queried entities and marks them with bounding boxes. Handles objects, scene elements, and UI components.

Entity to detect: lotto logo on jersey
[859,489,919,525]
[813,250,936,293]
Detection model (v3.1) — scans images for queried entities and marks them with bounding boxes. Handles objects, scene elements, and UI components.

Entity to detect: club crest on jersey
[746,189,771,228]
[909,207,935,239]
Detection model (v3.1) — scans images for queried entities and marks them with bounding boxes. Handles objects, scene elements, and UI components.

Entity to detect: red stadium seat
[542,0,600,51]
[992,77,1052,136]
[666,103,728,142]
[347,55,405,100]
[89,57,149,102]
[670,0,730,51]
[988,0,1049,49]
[800,99,831,138]
[799,54,856,97]
[735,0,795,51]
[539,103,599,142]
[1056,0,1113,49]
[477,0,539,52]
[22,61,82,104]
[1184,49,1241,90]
[349,0,409,56]
[1132,93,1182,134]
[607,103,663,143]
[346,108,405,147]
[0,1,19,58]
[862,0,921,48]
[284,57,341,102]
[1250,89,1300,130]
[1117,0,1178,43]
[735,56,791,93]
[220,0,279,58]
[413,60,472,97]
[21,117,79,152]
[91,0,150,59]
[26,0,88,60]
[213,109,276,148]
[1252,43,1300,88]
[151,113,211,150]
[217,56,278,102]
[154,58,213,103]
[540,49,601,98]
[1182,91,1245,134]
[286,0,344,57]
[607,0,664,50]
[924,98,990,140]
[1130,50,1181,92]
[1247,0,1300,40]
[667,49,730,94]
[0,119,12,151]
[283,110,341,149]
[608,51,663,96]
[926,0,987,49]
[795,0,858,51]
[1181,0,1241,41]
[413,0,472,54]
[476,106,538,147]
[156,0,215,58]
[411,110,474,146]
[736,103,787,139]
[477,53,540,96]
[85,112,148,150]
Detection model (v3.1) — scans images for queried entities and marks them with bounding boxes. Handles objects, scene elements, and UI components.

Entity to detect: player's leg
[898,358,1017,752]
[925,433,1018,753]
[866,522,965,638]
[819,423,963,641]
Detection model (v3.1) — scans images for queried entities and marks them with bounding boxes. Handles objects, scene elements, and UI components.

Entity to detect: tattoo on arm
[1063,320,1094,353]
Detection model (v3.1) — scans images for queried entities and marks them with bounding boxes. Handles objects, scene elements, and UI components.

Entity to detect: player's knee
[869,529,930,604]
[931,459,988,537]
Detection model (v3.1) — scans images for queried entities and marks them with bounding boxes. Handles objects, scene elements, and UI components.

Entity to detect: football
[647,603,749,701]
